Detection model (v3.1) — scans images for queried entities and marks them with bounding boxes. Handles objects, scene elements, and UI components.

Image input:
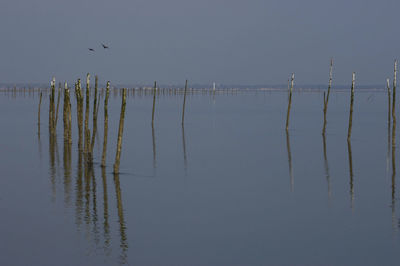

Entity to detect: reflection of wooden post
[113,89,127,174]
[322,133,331,198]
[113,171,128,263]
[347,139,354,210]
[322,58,333,135]
[151,81,157,126]
[101,166,111,251]
[347,73,355,141]
[286,131,293,192]
[182,80,188,125]
[152,125,157,169]
[285,73,294,131]
[101,81,110,167]
[182,125,187,174]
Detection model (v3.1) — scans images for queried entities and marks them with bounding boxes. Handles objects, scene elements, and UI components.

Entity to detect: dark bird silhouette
[88,48,95,52]
[101,43,109,49]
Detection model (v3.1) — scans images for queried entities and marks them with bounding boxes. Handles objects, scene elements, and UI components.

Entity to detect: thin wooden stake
[285,73,294,131]
[151,81,157,126]
[84,73,91,155]
[393,60,397,122]
[89,76,99,155]
[55,86,61,127]
[182,80,188,125]
[347,72,355,141]
[101,81,110,167]
[322,58,333,135]
[394,59,397,90]
[113,88,127,174]
[387,78,392,126]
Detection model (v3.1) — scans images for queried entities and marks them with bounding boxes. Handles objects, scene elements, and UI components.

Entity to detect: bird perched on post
[101,43,109,49]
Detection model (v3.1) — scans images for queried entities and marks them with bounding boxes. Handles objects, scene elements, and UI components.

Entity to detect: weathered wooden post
[151,81,157,126]
[113,88,127,174]
[181,80,188,125]
[101,81,110,167]
[347,72,355,141]
[285,73,294,131]
[322,58,333,135]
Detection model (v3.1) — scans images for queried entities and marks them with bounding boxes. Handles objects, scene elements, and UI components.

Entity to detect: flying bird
[88,48,95,52]
[101,43,109,49]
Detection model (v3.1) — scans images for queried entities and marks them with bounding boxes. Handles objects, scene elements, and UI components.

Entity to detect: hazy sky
[1,0,399,85]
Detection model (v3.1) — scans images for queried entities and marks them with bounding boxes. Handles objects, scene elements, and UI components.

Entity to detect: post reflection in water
[113,171,128,264]
[387,118,391,176]
[286,131,294,192]
[322,133,331,199]
[152,125,157,170]
[182,125,188,175]
[347,139,354,210]
[102,166,111,255]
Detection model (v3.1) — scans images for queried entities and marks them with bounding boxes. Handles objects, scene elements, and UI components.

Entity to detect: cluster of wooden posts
[38,74,127,173]
[37,73,190,174]
[285,59,398,140]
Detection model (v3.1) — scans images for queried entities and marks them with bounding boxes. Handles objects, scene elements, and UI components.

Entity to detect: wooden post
[151,81,157,126]
[89,76,99,156]
[75,79,84,152]
[322,58,333,135]
[101,81,110,167]
[347,72,355,141]
[393,60,397,121]
[285,73,294,131]
[49,77,56,133]
[182,80,188,125]
[394,59,397,91]
[387,78,392,126]
[55,85,61,128]
[84,74,91,155]
[113,88,127,174]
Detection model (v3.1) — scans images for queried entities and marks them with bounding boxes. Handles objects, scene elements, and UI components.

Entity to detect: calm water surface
[0,88,399,265]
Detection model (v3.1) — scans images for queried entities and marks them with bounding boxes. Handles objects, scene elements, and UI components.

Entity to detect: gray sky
[0,0,399,86]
